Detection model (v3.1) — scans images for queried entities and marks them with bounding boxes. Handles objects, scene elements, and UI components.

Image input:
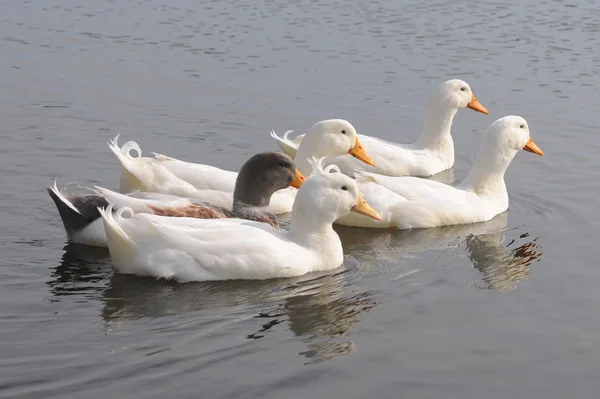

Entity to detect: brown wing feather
[250,213,280,229]
[148,203,231,219]
[147,203,280,229]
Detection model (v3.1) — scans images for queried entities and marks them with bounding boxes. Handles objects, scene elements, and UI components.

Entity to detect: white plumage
[334,116,543,229]
[272,79,489,178]
[110,119,374,214]
[99,158,382,282]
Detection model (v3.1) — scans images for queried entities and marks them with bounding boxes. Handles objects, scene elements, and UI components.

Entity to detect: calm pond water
[2,0,600,397]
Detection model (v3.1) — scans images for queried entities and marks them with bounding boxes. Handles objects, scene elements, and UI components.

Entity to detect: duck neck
[231,203,278,226]
[414,102,457,153]
[232,184,269,210]
[232,200,264,214]
[460,143,516,198]
[294,134,333,176]
[288,205,341,257]
[288,211,336,244]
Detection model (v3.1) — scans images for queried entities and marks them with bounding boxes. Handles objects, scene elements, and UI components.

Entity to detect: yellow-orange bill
[348,138,376,167]
[351,195,382,221]
[523,137,543,156]
[289,168,306,188]
[466,94,489,115]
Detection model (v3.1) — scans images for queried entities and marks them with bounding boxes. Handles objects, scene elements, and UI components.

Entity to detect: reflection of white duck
[99,158,381,282]
[337,212,510,263]
[335,116,544,229]
[272,79,488,177]
[284,287,376,364]
[245,271,376,363]
[111,119,374,215]
[467,227,543,291]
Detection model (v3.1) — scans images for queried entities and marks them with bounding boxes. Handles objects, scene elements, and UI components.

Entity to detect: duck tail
[108,134,142,164]
[107,134,147,193]
[98,204,138,272]
[47,179,107,238]
[269,129,301,158]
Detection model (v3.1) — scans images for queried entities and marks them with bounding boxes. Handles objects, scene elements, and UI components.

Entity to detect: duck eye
[519,124,525,129]
[341,186,348,191]
[341,130,346,134]
[460,87,466,92]
[279,162,290,168]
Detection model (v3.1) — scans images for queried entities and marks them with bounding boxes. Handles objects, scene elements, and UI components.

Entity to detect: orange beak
[466,94,489,115]
[351,195,382,221]
[348,137,376,167]
[289,168,306,188]
[523,137,543,156]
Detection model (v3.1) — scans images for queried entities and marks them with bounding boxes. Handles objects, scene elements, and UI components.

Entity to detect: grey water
[1,0,600,397]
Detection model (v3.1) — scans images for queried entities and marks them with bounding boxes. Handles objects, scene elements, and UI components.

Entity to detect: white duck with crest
[271,79,489,177]
[334,116,544,229]
[98,157,381,282]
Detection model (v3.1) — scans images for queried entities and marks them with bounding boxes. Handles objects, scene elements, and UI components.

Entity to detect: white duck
[111,119,374,214]
[334,116,543,229]
[272,79,489,177]
[98,158,382,282]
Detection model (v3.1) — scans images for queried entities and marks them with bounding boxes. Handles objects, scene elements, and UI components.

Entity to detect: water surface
[1,0,600,397]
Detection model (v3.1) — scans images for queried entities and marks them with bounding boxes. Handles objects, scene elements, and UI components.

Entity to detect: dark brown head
[233,152,305,209]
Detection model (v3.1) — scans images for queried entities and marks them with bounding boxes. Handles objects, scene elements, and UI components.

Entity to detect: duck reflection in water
[48,240,379,365]
[48,212,541,366]
[47,243,112,300]
[247,271,379,364]
[334,211,515,264]
[466,227,543,291]
[335,211,543,291]
[99,267,379,364]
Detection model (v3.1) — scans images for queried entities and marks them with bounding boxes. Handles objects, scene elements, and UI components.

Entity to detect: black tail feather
[47,187,109,237]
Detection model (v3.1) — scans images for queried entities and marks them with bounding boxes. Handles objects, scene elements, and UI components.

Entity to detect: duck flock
[48,79,543,282]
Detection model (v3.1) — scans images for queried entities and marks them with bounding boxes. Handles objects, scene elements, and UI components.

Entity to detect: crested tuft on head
[306,156,341,176]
